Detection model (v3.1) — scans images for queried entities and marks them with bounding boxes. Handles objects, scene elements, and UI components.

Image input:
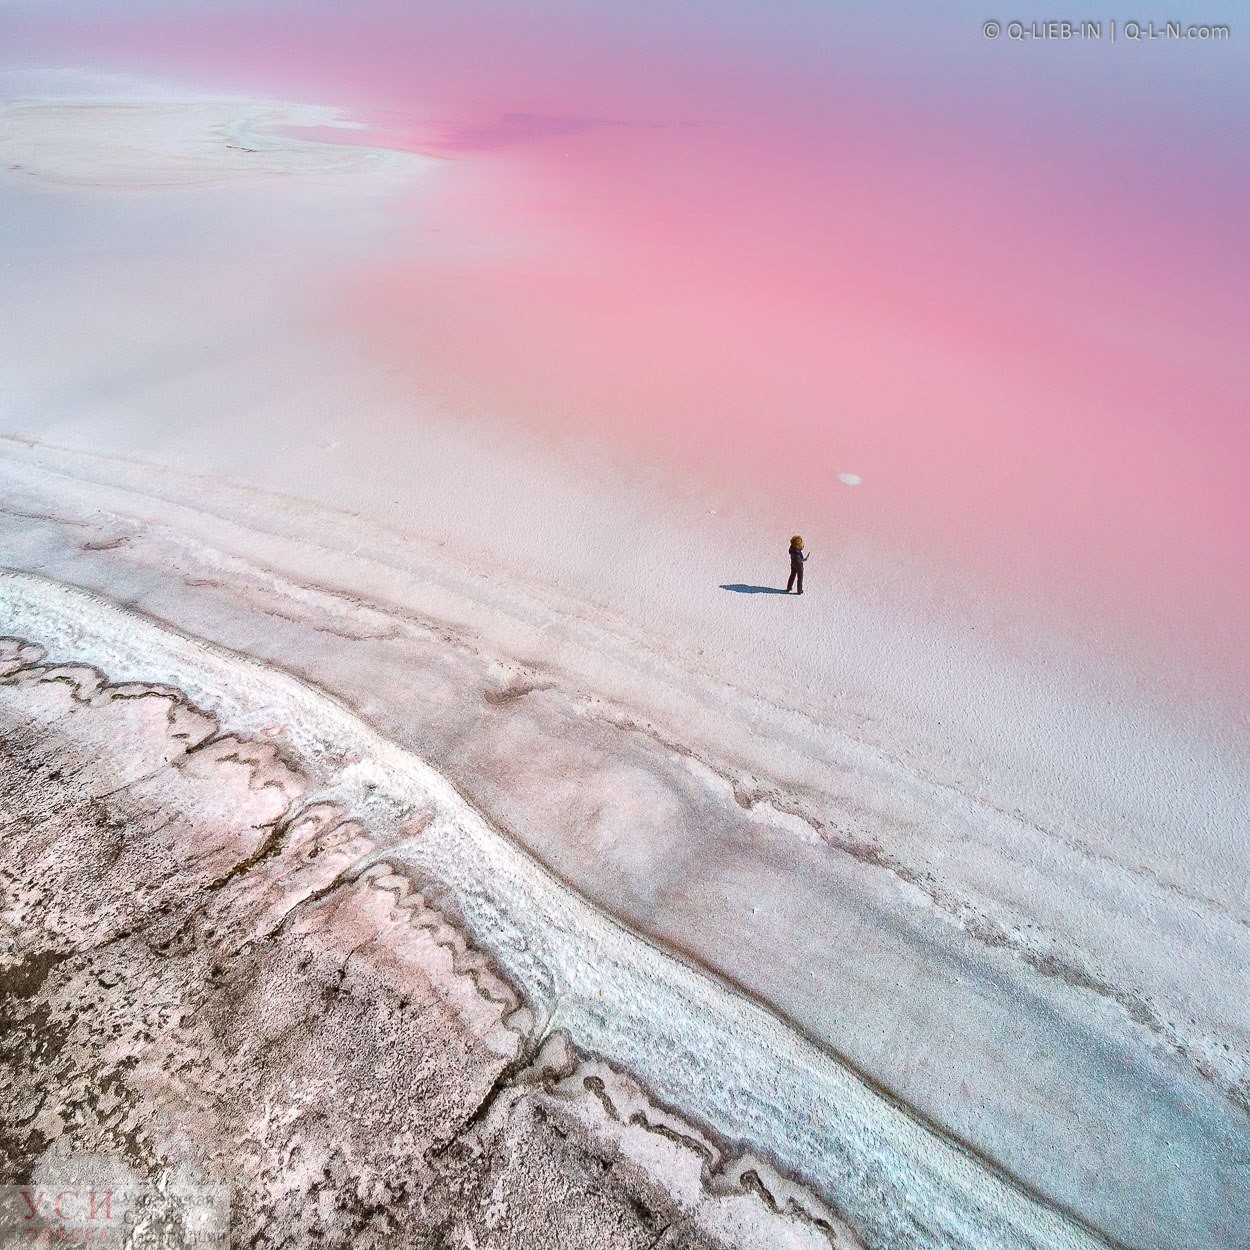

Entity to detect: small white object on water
[837,472,862,486]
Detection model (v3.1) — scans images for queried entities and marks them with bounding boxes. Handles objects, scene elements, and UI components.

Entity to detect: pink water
[9,1,1249,692]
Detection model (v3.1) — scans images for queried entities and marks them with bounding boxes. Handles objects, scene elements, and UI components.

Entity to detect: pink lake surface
[9,1,1250,693]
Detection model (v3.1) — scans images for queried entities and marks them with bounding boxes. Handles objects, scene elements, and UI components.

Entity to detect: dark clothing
[787,545,808,593]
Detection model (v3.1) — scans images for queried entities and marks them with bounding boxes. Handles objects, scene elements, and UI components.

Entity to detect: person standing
[787,535,809,594]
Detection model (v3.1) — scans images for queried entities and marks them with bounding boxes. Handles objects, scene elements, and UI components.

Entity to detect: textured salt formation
[1,446,1248,1250]
[0,638,848,1249]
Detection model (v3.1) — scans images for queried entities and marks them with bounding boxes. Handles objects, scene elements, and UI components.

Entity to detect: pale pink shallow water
[8,1,1249,693]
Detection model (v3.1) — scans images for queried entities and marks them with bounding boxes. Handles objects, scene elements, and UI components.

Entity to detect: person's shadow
[720,583,789,595]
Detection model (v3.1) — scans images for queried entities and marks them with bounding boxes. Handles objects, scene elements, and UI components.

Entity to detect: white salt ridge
[0,570,1110,1250]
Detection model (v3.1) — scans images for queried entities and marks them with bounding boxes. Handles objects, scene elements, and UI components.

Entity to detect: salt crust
[2,575,1111,1250]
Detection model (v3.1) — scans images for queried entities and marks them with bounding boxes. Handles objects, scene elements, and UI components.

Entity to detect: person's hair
[790,535,804,548]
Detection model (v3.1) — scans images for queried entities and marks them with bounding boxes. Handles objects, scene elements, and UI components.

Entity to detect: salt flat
[1,79,1247,1250]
